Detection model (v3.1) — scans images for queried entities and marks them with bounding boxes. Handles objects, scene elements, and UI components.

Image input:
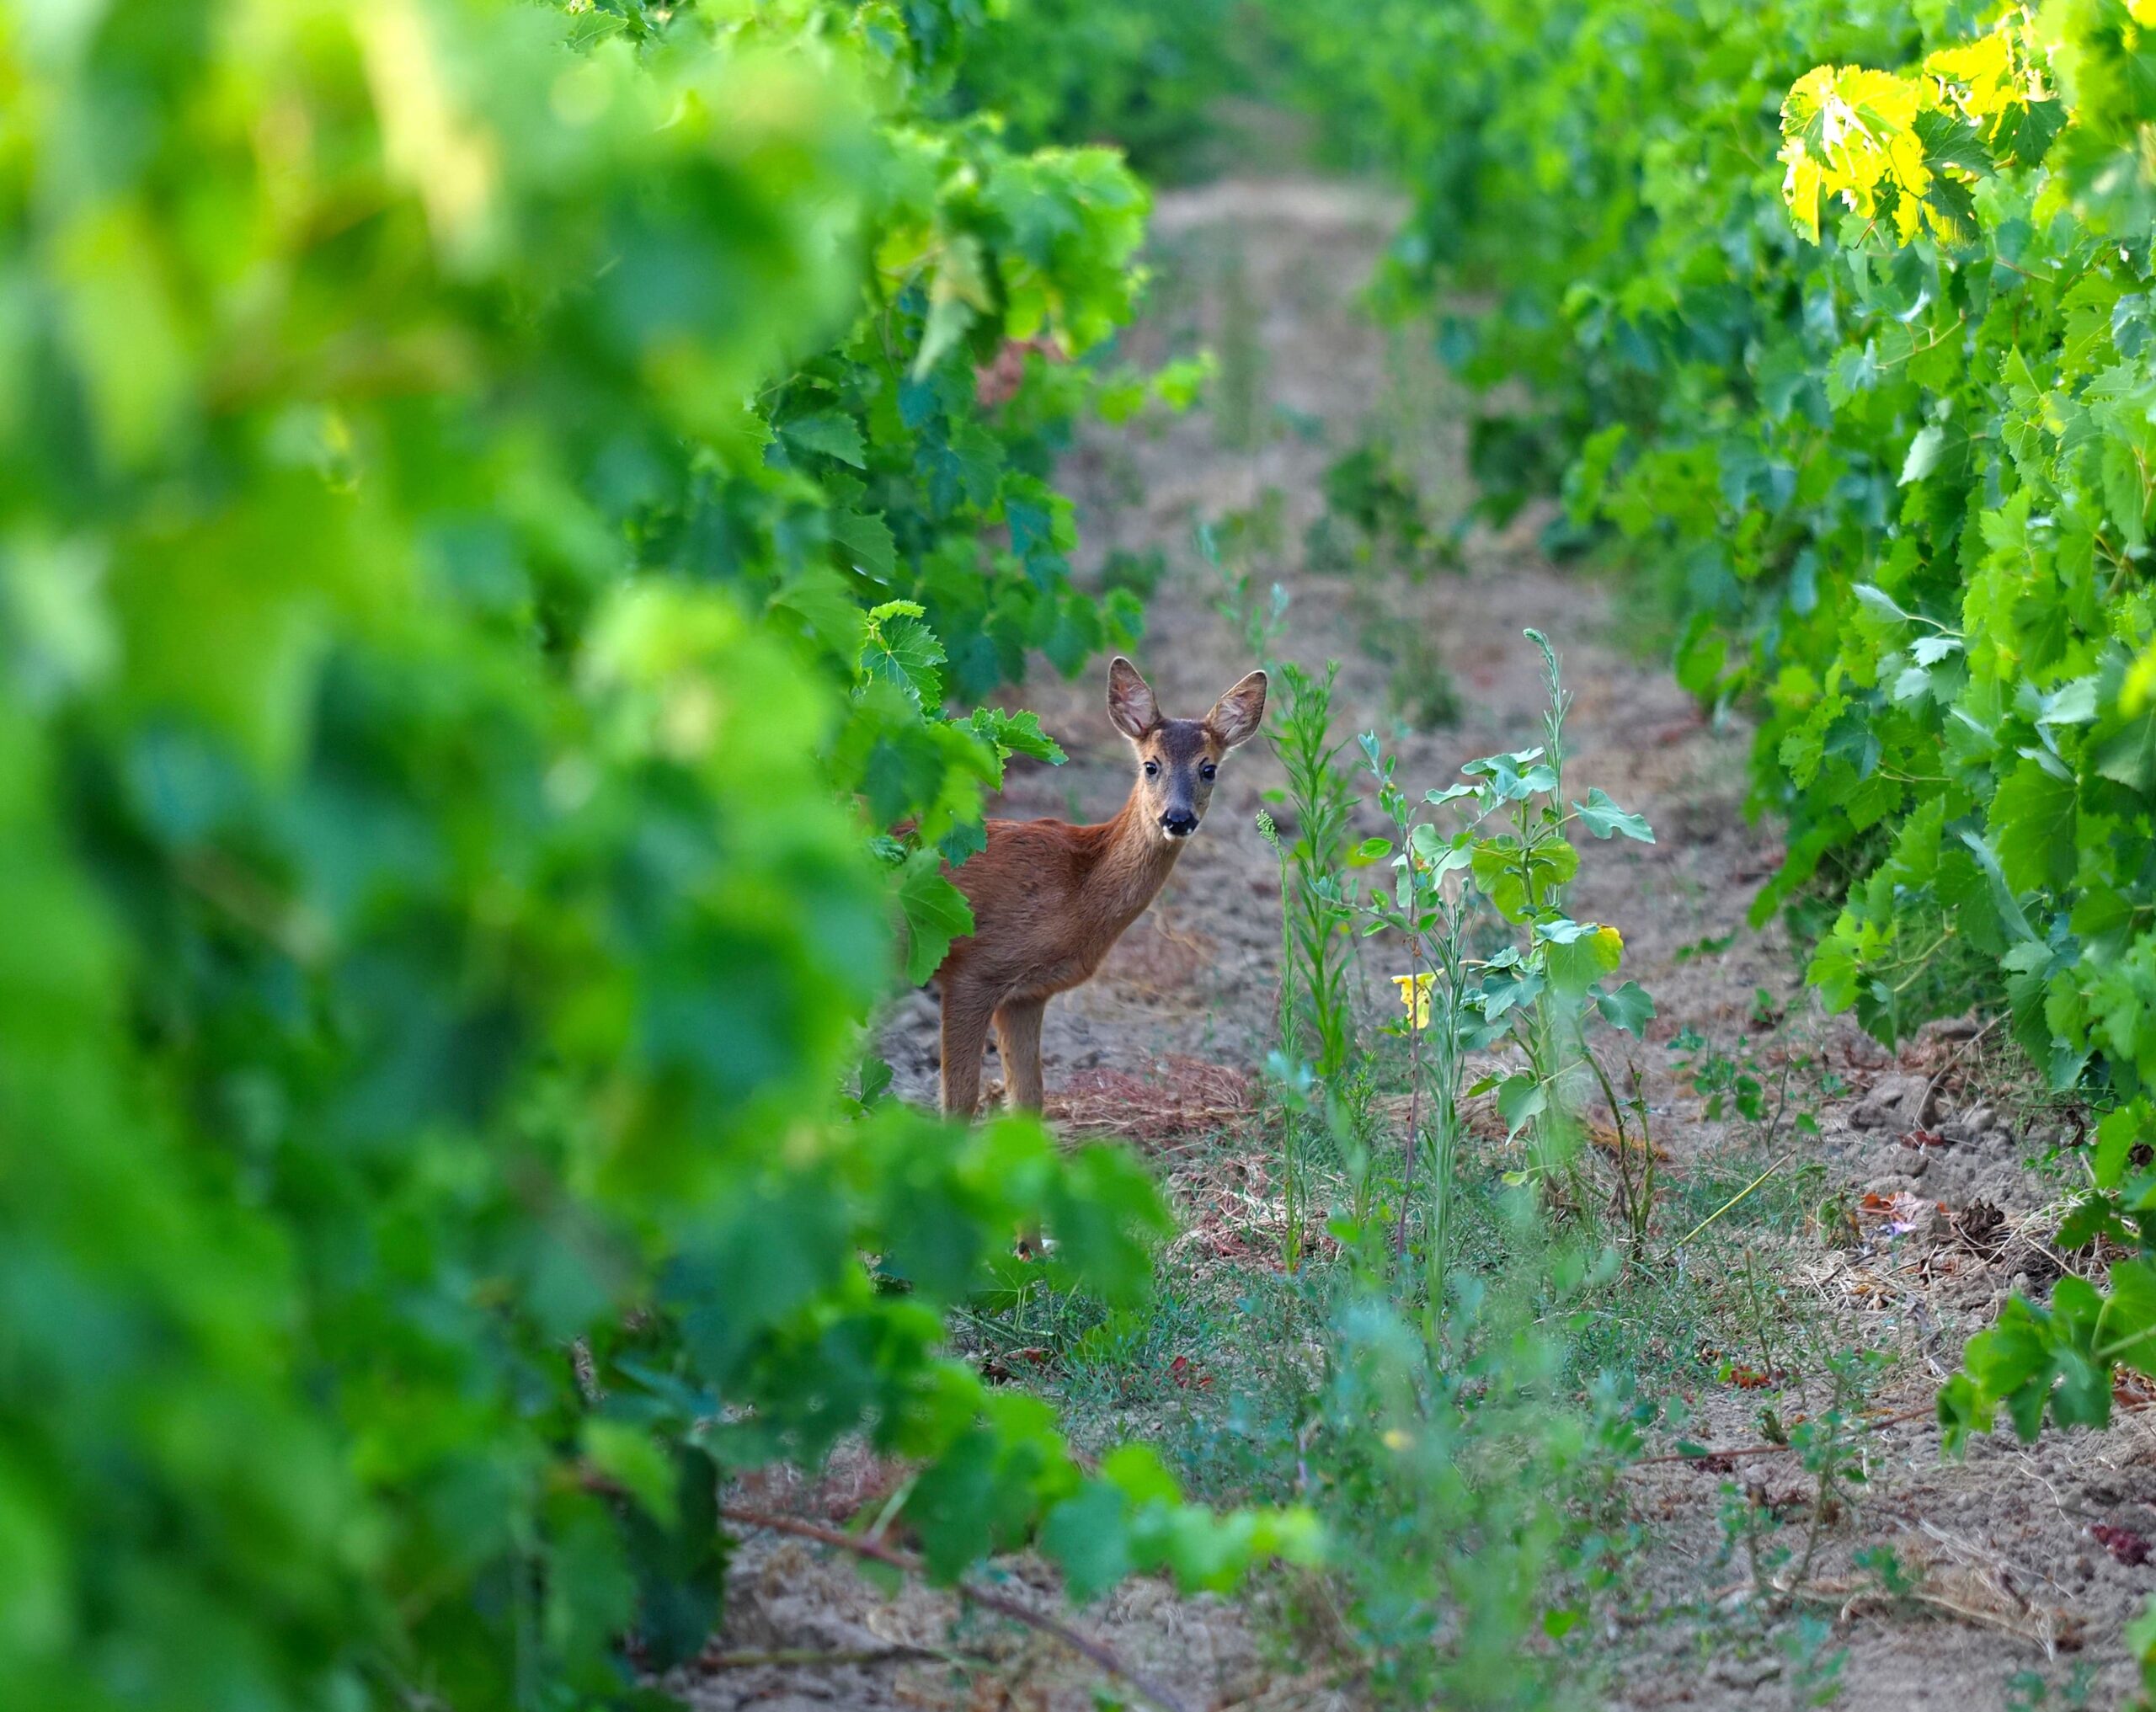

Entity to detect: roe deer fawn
[931,657,1268,1136]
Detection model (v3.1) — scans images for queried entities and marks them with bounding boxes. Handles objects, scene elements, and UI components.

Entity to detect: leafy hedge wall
[1259,0,2156,1447]
[1266,0,2156,1089]
[0,3,1316,1706]
[949,0,1241,178]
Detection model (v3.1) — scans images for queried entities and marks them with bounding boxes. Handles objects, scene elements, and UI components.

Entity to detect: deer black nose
[1161,810,1198,838]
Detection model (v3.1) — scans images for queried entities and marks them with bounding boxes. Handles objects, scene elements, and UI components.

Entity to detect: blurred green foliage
[949,0,1242,179]
[0,1,1320,1706]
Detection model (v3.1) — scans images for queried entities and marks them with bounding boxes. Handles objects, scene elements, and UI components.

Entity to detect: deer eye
[1143,759,1160,777]
[1199,762,1218,781]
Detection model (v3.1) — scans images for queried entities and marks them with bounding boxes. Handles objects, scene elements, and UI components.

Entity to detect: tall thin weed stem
[1260,661,1360,1270]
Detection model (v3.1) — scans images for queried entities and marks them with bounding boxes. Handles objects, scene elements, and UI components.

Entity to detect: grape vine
[0,3,1316,1706]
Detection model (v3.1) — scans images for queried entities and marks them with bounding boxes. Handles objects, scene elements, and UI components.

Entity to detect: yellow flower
[1391,971,1435,1030]
[1381,1428,1412,1452]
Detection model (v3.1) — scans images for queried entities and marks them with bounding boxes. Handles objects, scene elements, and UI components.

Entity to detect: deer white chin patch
[1163,824,1193,842]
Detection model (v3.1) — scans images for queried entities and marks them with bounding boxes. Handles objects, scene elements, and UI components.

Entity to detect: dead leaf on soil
[2092,1523,2153,1567]
[1951,1200,2007,1259]
[979,1347,1052,1385]
[1858,1189,1940,1236]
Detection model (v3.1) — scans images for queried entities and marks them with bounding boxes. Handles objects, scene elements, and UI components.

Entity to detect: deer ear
[1106,656,1160,740]
[1207,669,1269,749]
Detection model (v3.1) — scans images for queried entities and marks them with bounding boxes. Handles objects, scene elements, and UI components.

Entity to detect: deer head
[1105,657,1268,843]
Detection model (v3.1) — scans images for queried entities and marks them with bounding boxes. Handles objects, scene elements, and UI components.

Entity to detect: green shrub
[1259,0,2156,1096]
[0,3,1317,1705]
[1256,0,2156,1468]
[949,0,1243,179]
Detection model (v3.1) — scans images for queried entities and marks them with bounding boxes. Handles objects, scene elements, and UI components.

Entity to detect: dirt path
[881,178,1790,1119]
[692,177,2156,1712]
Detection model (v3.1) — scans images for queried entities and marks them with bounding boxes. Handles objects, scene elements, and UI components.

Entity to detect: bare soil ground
[678,179,2154,1712]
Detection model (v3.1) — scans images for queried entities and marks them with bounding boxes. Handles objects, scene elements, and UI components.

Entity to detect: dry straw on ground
[1039,1054,1258,1141]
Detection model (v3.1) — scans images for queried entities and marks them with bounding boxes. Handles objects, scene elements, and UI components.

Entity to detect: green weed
[1308,436,1456,580]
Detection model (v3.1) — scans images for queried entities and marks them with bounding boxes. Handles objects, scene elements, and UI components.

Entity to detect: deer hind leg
[938,984,995,1120]
[994,997,1049,1256]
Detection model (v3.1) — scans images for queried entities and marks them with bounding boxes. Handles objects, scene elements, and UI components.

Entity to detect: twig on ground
[1660,1145,1802,1262]
[1779,1577,2059,1650]
[1048,1055,1255,1140]
[719,1506,1193,1712]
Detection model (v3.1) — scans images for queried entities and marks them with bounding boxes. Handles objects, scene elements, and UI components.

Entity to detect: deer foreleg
[993,997,1050,1257]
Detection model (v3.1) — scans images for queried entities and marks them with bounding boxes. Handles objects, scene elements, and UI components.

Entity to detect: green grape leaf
[1854,583,1914,623]
[861,601,947,712]
[1900,425,1946,485]
[1988,756,2077,893]
[781,410,867,467]
[582,1421,678,1528]
[771,566,867,659]
[1956,829,2038,944]
[2094,1103,2148,1190]
[899,852,974,984]
[1913,107,1992,176]
[1041,1482,1132,1603]
[2095,701,2156,796]
[1993,96,2065,168]
[830,509,897,584]
[2097,1258,2156,1377]
[968,707,1067,765]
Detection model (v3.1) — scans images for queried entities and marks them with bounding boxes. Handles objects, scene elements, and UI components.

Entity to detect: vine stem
[1395,906,1424,1267]
[718,1507,1193,1712]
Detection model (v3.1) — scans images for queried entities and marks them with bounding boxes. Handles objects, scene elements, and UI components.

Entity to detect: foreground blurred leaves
[0,2,1310,1706]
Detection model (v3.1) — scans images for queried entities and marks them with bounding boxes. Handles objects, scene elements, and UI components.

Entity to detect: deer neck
[1083,786,1185,930]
